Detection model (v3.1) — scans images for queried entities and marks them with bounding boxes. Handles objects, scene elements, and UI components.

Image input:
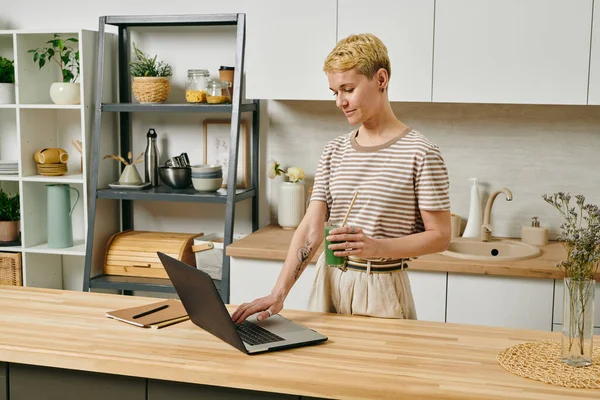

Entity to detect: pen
[132,304,169,319]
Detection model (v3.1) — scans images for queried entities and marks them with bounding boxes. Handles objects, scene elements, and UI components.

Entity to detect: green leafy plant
[0,189,20,221]
[27,34,80,83]
[129,42,173,77]
[0,56,15,84]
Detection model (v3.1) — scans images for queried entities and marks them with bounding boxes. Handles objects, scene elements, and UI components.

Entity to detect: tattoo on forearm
[293,239,313,281]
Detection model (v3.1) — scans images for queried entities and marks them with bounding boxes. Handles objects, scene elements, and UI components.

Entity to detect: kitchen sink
[441,238,541,262]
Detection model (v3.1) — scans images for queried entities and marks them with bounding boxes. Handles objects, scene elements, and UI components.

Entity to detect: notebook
[106,299,189,328]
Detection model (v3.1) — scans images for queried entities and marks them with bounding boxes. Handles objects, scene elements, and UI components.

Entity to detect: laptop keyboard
[237,321,285,346]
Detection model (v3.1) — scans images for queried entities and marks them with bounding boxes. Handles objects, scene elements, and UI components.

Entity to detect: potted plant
[129,42,173,103]
[268,159,306,229]
[0,56,15,104]
[28,34,80,105]
[0,189,20,242]
[543,192,600,367]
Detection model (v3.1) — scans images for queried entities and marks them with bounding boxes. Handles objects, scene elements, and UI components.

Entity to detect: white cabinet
[230,257,316,310]
[587,1,600,104]
[337,0,434,102]
[244,0,337,100]
[0,29,111,291]
[433,0,592,105]
[407,270,446,322]
[553,279,600,328]
[446,273,554,330]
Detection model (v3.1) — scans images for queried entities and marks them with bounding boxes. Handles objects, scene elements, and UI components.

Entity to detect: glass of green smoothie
[324,221,345,268]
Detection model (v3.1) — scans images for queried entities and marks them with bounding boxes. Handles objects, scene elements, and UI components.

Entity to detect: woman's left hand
[327,225,379,259]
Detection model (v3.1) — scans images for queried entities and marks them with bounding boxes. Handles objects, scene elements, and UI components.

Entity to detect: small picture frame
[203,119,250,188]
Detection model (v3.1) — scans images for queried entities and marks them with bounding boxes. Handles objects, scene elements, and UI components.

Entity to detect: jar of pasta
[185,69,209,103]
[206,79,231,104]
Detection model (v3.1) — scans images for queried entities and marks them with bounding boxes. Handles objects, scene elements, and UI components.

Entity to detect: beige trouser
[308,252,417,319]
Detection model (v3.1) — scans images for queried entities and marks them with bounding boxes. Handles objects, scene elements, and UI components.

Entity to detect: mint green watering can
[47,184,80,249]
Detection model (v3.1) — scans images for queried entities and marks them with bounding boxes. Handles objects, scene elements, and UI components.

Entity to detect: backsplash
[267,100,600,239]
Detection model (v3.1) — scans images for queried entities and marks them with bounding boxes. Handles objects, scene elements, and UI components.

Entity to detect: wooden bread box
[104,230,203,279]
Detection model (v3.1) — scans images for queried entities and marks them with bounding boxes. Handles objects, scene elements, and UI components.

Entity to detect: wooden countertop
[226,225,600,281]
[0,286,598,399]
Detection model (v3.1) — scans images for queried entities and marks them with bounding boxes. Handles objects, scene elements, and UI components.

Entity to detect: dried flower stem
[543,192,600,360]
[103,154,129,165]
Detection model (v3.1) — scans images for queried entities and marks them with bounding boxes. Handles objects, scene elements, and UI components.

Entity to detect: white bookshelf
[0,29,115,290]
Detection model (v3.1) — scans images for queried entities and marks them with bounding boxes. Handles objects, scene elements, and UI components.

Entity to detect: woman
[232,33,451,324]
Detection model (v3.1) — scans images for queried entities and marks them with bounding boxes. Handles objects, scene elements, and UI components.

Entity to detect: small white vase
[278,181,306,230]
[49,82,80,105]
[0,83,15,104]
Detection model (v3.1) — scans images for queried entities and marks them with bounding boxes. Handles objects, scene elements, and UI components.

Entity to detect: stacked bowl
[191,164,222,192]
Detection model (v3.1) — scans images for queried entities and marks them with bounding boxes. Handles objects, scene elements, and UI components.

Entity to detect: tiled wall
[267,100,600,239]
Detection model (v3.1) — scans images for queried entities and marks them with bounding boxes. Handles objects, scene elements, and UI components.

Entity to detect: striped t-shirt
[311,129,450,239]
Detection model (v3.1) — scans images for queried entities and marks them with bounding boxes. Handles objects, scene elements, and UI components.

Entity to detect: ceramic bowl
[191,170,223,179]
[192,177,222,192]
[191,164,222,174]
[159,166,192,189]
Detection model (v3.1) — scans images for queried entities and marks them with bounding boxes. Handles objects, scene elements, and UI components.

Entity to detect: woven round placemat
[497,340,600,389]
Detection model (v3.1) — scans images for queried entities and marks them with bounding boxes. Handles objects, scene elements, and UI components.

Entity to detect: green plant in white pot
[28,34,80,105]
[0,56,15,104]
[543,192,600,367]
[0,189,20,243]
[129,42,173,103]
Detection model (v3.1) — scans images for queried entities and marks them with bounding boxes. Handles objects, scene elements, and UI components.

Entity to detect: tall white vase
[278,181,305,230]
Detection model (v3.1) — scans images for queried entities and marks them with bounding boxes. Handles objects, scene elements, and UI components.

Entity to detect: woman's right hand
[231,292,284,325]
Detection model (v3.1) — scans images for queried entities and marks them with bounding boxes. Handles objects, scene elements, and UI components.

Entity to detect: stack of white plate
[0,160,18,175]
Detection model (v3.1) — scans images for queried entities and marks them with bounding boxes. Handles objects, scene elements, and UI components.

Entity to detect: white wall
[268,101,600,239]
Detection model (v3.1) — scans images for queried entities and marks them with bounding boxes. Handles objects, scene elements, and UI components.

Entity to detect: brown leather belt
[330,256,409,274]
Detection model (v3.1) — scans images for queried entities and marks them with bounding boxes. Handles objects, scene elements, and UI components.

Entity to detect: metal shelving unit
[83,13,259,303]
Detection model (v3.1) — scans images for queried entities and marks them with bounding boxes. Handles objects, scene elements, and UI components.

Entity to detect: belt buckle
[339,259,347,272]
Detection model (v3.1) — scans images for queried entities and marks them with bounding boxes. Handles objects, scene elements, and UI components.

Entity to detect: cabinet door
[338,0,434,102]
[433,0,592,105]
[406,270,447,322]
[552,279,600,328]
[446,273,554,330]
[230,258,316,311]
[245,0,337,100]
[587,1,600,104]
[8,363,146,400]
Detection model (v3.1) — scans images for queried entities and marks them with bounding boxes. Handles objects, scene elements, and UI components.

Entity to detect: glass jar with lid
[185,69,210,103]
[206,79,231,104]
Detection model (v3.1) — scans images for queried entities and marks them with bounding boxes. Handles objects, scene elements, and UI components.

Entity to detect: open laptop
[157,252,328,354]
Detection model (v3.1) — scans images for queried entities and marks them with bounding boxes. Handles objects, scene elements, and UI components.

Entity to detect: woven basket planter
[132,77,171,103]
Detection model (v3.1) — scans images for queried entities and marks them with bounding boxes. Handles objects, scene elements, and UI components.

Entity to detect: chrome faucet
[480,188,513,242]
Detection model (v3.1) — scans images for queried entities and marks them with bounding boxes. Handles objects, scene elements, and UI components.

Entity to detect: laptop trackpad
[248,314,313,336]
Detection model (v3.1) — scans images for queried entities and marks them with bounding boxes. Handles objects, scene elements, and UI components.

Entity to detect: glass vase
[561,278,595,367]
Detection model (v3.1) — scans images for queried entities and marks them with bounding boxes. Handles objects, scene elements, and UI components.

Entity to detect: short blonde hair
[323,33,391,79]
